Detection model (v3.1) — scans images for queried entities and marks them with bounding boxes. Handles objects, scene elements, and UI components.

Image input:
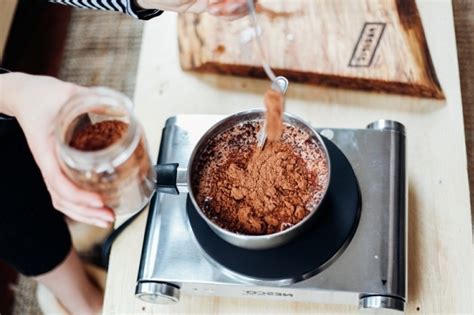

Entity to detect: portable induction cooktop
[135,115,407,313]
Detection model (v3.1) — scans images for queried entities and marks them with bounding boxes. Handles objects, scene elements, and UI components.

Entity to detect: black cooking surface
[186,137,361,281]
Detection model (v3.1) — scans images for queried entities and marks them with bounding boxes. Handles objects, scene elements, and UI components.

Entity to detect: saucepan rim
[186,108,332,243]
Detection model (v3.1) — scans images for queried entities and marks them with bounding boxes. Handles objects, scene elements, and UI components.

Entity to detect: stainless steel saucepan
[154,109,331,250]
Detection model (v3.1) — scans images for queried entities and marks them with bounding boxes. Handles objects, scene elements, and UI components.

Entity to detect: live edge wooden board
[178,0,444,98]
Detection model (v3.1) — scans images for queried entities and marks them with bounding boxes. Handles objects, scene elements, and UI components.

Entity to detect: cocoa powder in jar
[193,120,329,235]
[69,120,128,151]
[64,119,155,215]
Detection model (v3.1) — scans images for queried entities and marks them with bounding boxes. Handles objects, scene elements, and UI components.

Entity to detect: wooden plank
[178,0,444,99]
[453,0,474,234]
[104,0,472,314]
[0,0,17,62]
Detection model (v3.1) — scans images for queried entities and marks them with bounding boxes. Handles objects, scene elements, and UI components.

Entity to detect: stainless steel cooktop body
[135,115,407,313]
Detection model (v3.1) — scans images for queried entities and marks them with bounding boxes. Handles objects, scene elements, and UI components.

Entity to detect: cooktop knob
[359,295,405,313]
[367,120,405,135]
[135,282,180,304]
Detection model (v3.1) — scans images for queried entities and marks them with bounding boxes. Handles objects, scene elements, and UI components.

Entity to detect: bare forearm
[0,73,78,119]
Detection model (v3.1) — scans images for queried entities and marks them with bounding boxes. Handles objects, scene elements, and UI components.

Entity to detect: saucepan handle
[154,163,188,195]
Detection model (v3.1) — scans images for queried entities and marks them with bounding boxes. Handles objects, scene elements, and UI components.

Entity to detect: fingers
[207,0,249,18]
[49,189,114,228]
[38,142,115,227]
[47,176,115,227]
[39,146,104,209]
[61,208,113,229]
[52,170,104,208]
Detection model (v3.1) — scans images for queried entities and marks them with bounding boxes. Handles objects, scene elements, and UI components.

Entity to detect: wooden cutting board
[178,0,444,99]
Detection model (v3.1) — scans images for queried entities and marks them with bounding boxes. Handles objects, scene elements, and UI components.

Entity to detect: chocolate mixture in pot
[193,121,329,235]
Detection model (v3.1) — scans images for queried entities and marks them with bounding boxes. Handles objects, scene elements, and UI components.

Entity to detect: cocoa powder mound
[194,121,329,235]
[69,120,128,151]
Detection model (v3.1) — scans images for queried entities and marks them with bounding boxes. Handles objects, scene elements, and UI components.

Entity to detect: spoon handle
[246,0,277,83]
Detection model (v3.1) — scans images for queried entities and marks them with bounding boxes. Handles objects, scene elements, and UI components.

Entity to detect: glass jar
[55,87,156,216]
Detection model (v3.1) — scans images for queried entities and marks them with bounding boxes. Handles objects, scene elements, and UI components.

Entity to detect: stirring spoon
[246,0,277,83]
[246,0,289,148]
[257,76,288,148]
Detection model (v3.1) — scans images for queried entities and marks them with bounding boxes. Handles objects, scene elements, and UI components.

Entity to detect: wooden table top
[104,0,473,314]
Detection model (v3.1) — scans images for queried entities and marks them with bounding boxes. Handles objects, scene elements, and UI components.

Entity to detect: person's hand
[0,73,114,228]
[137,0,250,19]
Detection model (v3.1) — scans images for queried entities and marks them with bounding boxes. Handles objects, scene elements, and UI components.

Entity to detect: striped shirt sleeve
[48,0,163,20]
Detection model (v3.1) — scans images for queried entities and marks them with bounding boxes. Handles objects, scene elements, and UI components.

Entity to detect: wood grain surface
[104,1,472,314]
[58,9,145,96]
[453,0,474,235]
[178,0,443,99]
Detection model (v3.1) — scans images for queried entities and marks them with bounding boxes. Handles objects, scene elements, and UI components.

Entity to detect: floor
[6,1,474,313]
